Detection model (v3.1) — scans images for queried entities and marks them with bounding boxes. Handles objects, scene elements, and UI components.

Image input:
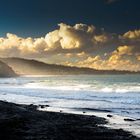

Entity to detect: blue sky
[0,0,140,37]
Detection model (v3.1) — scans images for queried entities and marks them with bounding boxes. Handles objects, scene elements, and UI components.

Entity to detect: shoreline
[0,91,140,138]
[0,100,139,140]
[39,106,140,138]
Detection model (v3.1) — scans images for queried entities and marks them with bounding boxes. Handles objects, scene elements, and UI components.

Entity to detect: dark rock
[39,105,44,109]
[39,105,49,109]
[26,104,37,111]
[107,114,113,118]
[136,119,140,121]
[124,118,136,122]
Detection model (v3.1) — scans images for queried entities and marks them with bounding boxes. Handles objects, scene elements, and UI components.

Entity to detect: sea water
[0,75,140,136]
[0,74,140,118]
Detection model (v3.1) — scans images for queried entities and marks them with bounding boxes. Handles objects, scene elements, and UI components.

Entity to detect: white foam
[0,93,44,105]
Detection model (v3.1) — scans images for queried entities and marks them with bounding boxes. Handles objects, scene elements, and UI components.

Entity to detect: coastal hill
[0,60,17,77]
[0,57,139,75]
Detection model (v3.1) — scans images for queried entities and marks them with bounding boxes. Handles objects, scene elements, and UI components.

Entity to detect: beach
[0,75,140,138]
[0,100,139,140]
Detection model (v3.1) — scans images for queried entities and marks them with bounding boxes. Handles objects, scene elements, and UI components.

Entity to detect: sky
[0,0,140,37]
[0,0,140,71]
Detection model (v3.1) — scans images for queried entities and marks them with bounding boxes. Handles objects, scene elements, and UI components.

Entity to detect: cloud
[0,33,49,57]
[69,55,140,71]
[62,45,140,71]
[57,23,96,50]
[0,23,140,71]
[119,30,140,54]
[93,34,109,44]
[45,30,61,50]
[116,45,134,55]
[0,23,110,57]
[120,30,140,41]
[64,52,89,58]
[137,56,140,61]
[45,23,96,50]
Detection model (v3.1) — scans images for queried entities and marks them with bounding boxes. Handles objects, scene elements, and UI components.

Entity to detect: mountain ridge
[0,57,139,75]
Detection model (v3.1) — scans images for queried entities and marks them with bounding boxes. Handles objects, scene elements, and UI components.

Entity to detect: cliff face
[0,61,17,77]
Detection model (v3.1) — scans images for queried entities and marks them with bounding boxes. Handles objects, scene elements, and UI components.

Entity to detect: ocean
[0,75,140,136]
[0,74,140,118]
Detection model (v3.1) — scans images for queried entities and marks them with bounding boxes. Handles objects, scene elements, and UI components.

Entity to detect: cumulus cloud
[63,45,140,71]
[45,30,61,50]
[45,23,97,50]
[0,34,49,57]
[0,23,140,71]
[116,45,134,55]
[119,30,140,55]
[121,30,140,40]
[57,23,96,50]
[0,23,110,57]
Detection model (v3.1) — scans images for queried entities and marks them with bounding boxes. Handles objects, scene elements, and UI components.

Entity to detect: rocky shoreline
[0,101,139,140]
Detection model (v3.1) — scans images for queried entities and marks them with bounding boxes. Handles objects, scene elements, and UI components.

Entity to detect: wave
[0,75,140,120]
[1,76,140,94]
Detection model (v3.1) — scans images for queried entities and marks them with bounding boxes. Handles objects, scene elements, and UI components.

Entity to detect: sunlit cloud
[0,23,140,71]
[61,45,140,71]
[121,30,140,41]
[0,23,109,57]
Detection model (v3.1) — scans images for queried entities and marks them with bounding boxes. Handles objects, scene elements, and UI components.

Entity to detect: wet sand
[0,101,139,140]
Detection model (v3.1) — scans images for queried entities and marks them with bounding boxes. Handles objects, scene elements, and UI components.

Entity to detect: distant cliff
[0,57,139,75]
[0,60,17,77]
